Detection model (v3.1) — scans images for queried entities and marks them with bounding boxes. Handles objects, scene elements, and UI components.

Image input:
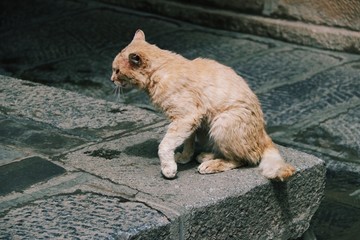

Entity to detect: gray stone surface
[234,48,345,92]
[263,62,360,164]
[0,157,65,195]
[0,145,26,166]
[154,30,275,64]
[0,0,359,239]
[0,0,179,101]
[0,76,165,138]
[0,193,171,239]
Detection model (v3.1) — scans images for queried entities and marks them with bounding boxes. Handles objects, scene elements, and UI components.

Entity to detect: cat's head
[111,29,154,89]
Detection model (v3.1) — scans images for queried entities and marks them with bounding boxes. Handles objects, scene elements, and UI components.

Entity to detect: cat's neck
[150,48,186,70]
[145,47,187,83]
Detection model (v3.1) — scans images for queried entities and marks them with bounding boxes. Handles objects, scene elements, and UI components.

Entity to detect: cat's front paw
[161,161,177,179]
[175,152,192,164]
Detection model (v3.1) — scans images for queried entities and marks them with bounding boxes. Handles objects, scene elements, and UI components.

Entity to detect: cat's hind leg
[198,158,242,174]
[175,127,211,164]
[196,152,216,163]
[197,151,242,174]
[175,132,195,164]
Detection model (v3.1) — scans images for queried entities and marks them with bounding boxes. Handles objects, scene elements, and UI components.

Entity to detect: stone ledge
[100,0,360,54]
[63,128,326,239]
[0,76,326,239]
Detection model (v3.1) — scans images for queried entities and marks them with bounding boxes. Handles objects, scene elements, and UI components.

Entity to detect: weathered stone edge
[100,0,360,54]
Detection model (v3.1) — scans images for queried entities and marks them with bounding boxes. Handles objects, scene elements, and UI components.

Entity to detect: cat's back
[192,57,226,71]
[190,57,257,107]
[191,58,240,81]
[191,58,248,88]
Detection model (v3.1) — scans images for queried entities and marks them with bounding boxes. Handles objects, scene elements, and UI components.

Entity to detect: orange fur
[111,29,296,180]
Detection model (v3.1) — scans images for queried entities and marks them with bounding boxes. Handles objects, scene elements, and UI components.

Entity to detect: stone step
[0,76,326,238]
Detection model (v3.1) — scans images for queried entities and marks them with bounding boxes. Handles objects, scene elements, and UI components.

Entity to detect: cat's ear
[133,29,146,41]
[129,53,142,67]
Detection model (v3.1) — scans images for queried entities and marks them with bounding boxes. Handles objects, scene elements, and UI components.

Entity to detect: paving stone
[0,76,165,138]
[311,199,360,240]
[0,0,180,101]
[153,30,274,64]
[234,48,345,91]
[0,172,97,213]
[0,114,88,155]
[62,127,326,239]
[259,61,360,167]
[311,170,360,240]
[259,61,360,126]
[0,2,179,68]
[293,105,360,164]
[0,24,89,75]
[58,7,180,52]
[236,54,360,188]
[0,145,26,166]
[17,55,114,101]
[0,0,87,32]
[0,192,171,239]
[0,157,66,196]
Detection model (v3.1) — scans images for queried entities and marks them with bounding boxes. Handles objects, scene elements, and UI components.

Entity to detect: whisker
[120,85,124,97]
[117,87,122,101]
[112,85,124,102]
[112,85,118,95]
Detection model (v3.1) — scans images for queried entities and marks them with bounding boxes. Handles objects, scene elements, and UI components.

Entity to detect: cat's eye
[129,53,141,67]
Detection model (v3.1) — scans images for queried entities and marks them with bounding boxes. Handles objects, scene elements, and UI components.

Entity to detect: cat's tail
[258,146,296,181]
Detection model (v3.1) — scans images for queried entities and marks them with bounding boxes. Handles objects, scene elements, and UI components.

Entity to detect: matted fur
[111,30,296,181]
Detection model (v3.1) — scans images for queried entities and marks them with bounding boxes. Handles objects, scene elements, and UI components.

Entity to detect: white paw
[175,152,192,164]
[161,161,177,179]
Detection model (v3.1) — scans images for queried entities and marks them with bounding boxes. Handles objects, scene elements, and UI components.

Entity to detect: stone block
[62,127,326,239]
[0,193,171,239]
[0,157,66,196]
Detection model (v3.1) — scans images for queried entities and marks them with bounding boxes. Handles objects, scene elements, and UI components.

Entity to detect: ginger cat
[111,30,296,181]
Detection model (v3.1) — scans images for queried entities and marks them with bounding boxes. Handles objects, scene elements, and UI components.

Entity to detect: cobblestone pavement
[0,0,359,239]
